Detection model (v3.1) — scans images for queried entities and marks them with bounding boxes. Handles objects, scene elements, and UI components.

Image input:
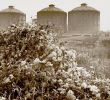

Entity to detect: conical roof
[69,3,100,12]
[38,4,66,13]
[0,6,25,15]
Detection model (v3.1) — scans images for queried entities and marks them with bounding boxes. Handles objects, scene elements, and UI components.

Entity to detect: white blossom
[41,59,47,63]
[57,57,62,61]
[3,77,11,83]
[81,82,88,88]
[60,46,65,50]
[57,88,66,94]
[58,79,63,85]
[21,60,26,66]
[65,50,76,59]
[46,61,53,67]
[66,90,76,100]
[96,93,101,98]
[51,44,56,48]
[48,51,57,58]
[52,57,57,61]
[0,97,6,100]
[40,30,47,33]
[66,78,72,83]
[56,48,62,56]
[90,66,94,69]
[108,91,110,95]
[88,85,99,94]
[9,74,14,79]
[52,79,57,83]
[63,83,69,88]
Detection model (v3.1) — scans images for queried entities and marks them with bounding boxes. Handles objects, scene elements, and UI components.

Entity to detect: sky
[0,0,110,31]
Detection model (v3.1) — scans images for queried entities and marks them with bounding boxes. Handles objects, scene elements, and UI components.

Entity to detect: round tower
[68,3,100,34]
[0,6,26,30]
[37,4,67,33]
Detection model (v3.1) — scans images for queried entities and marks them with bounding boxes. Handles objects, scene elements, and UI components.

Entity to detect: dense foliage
[0,25,110,100]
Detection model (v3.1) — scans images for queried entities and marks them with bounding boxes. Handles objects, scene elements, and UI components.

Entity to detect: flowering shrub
[0,25,110,100]
[76,53,91,68]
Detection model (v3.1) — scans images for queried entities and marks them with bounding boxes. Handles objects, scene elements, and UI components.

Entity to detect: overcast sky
[0,0,110,31]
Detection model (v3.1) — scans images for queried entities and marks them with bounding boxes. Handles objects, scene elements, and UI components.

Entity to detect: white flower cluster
[76,67,91,78]
[66,90,76,100]
[89,85,100,94]
[3,74,14,83]
[0,97,6,100]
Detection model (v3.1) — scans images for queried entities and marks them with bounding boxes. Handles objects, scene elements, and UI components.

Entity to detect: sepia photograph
[0,0,110,100]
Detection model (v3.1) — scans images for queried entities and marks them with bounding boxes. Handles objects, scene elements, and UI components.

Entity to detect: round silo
[0,6,26,30]
[37,4,67,33]
[68,3,100,34]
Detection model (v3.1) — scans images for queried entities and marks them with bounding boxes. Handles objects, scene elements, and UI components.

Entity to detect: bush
[0,25,110,100]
